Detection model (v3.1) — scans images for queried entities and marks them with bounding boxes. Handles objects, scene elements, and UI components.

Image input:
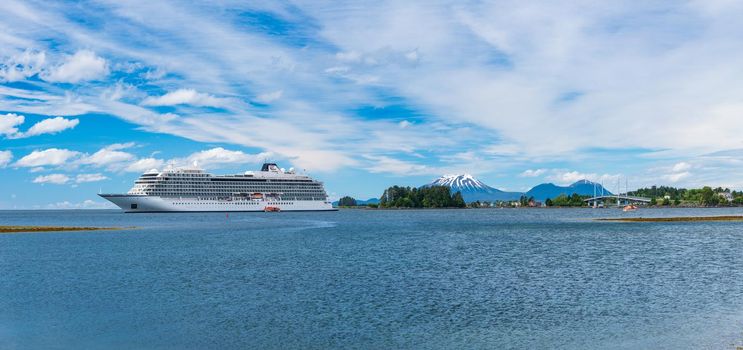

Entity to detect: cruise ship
[99,163,336,212]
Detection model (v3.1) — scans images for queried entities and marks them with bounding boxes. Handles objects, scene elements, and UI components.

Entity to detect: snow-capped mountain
[428,174,490,192]
[423,174,523,202]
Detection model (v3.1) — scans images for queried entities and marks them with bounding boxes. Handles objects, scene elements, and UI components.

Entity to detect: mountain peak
[423,174,523,202]
[570,179,598,186]
[430,174,488,191]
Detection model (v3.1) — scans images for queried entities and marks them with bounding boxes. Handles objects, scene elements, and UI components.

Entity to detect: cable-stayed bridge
[584,195,652,207]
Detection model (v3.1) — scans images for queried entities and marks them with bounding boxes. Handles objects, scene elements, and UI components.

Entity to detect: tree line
[629,186,743,206]
[545,193,589,207]
[337,196,358,207]
[338,185,743,209]
[379,185,466,208]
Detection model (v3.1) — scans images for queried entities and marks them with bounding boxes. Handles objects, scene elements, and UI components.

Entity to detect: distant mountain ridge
[332,198,379,206]
[525,180,612,201]
[423,175,613,203]
[341,178,613,206]
[423,174,522,202]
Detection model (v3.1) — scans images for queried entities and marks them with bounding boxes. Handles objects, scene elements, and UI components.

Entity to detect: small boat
[623,205,638,212]
[264,206,281,212]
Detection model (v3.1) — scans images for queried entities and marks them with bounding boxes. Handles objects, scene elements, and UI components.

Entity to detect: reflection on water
[1,208,742,349]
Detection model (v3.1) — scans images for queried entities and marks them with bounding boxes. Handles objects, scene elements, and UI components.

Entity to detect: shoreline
[337,206,743,210]
[0,226,129,234]
[596,216,743,222]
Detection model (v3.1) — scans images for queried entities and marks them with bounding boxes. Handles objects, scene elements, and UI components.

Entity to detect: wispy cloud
[0,50,46,82]
[362,155,434,176]
[520,169,546,177]
[32,173,70,184]
[75,173,108,183]
[43,199,115,209]
[546,170,621,186]
[0,150,12,167]
[2,0,743,193]
[254,90,283,104]
[142,89,232,108]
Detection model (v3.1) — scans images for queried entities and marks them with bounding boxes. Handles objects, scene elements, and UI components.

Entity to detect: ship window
[131,204,138,209]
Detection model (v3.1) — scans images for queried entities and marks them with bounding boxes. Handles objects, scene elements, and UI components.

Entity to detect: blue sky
[2,1,743,208]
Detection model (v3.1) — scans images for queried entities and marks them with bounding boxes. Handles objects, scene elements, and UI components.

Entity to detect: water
[1,208,743,349]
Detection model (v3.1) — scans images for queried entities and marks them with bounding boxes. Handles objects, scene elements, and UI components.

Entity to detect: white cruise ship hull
[100,195,336,213]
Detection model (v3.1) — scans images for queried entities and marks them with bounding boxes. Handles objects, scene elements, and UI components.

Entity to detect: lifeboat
[623,205,638,212]
[264,206,281,212]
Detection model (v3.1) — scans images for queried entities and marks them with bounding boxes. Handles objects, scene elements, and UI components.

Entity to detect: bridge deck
[583,195,652,203]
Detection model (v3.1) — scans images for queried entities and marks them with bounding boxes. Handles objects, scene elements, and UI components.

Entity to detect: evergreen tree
[379,185,466,208]
[452,191,467,208]
[338,196,357,207]
[700,186,719,206]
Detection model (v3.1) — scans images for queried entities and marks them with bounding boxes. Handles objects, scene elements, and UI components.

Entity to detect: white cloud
[142,89,230,107]
[520,169,546,177]
[1,114,78,139]
[549,171,592,185]
[0,113,25,136]
[125,158,165,173]
[0,50,46,82]
[547,170,621,186]
[45,199,116,209]
[15,117,79,138]
[254,90,283,104]
[362,155,434,176]
[32,174,70,185]
[0,3,456,174]
[105,142,136,151]
[324,66,349,74]
[43,50,108,83]
[398,120,412,128]
[180,147,271,169]
[5,1,743,184]
[658,162,694,184]
[79,143,136,168]
[671,162,692,172]
[142,68,166,80]
[75,173,108,183]
[663,171,691,183]
[15,148,80,167]
[0,150,12,167]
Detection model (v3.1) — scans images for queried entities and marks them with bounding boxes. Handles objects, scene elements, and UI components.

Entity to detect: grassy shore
[597,216,743,222]
[0,226,125,234]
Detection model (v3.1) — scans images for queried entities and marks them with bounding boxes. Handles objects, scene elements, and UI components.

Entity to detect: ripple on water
[1,208,742,349]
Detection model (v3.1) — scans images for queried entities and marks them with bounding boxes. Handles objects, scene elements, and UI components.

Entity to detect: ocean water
[1,208,743,349]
